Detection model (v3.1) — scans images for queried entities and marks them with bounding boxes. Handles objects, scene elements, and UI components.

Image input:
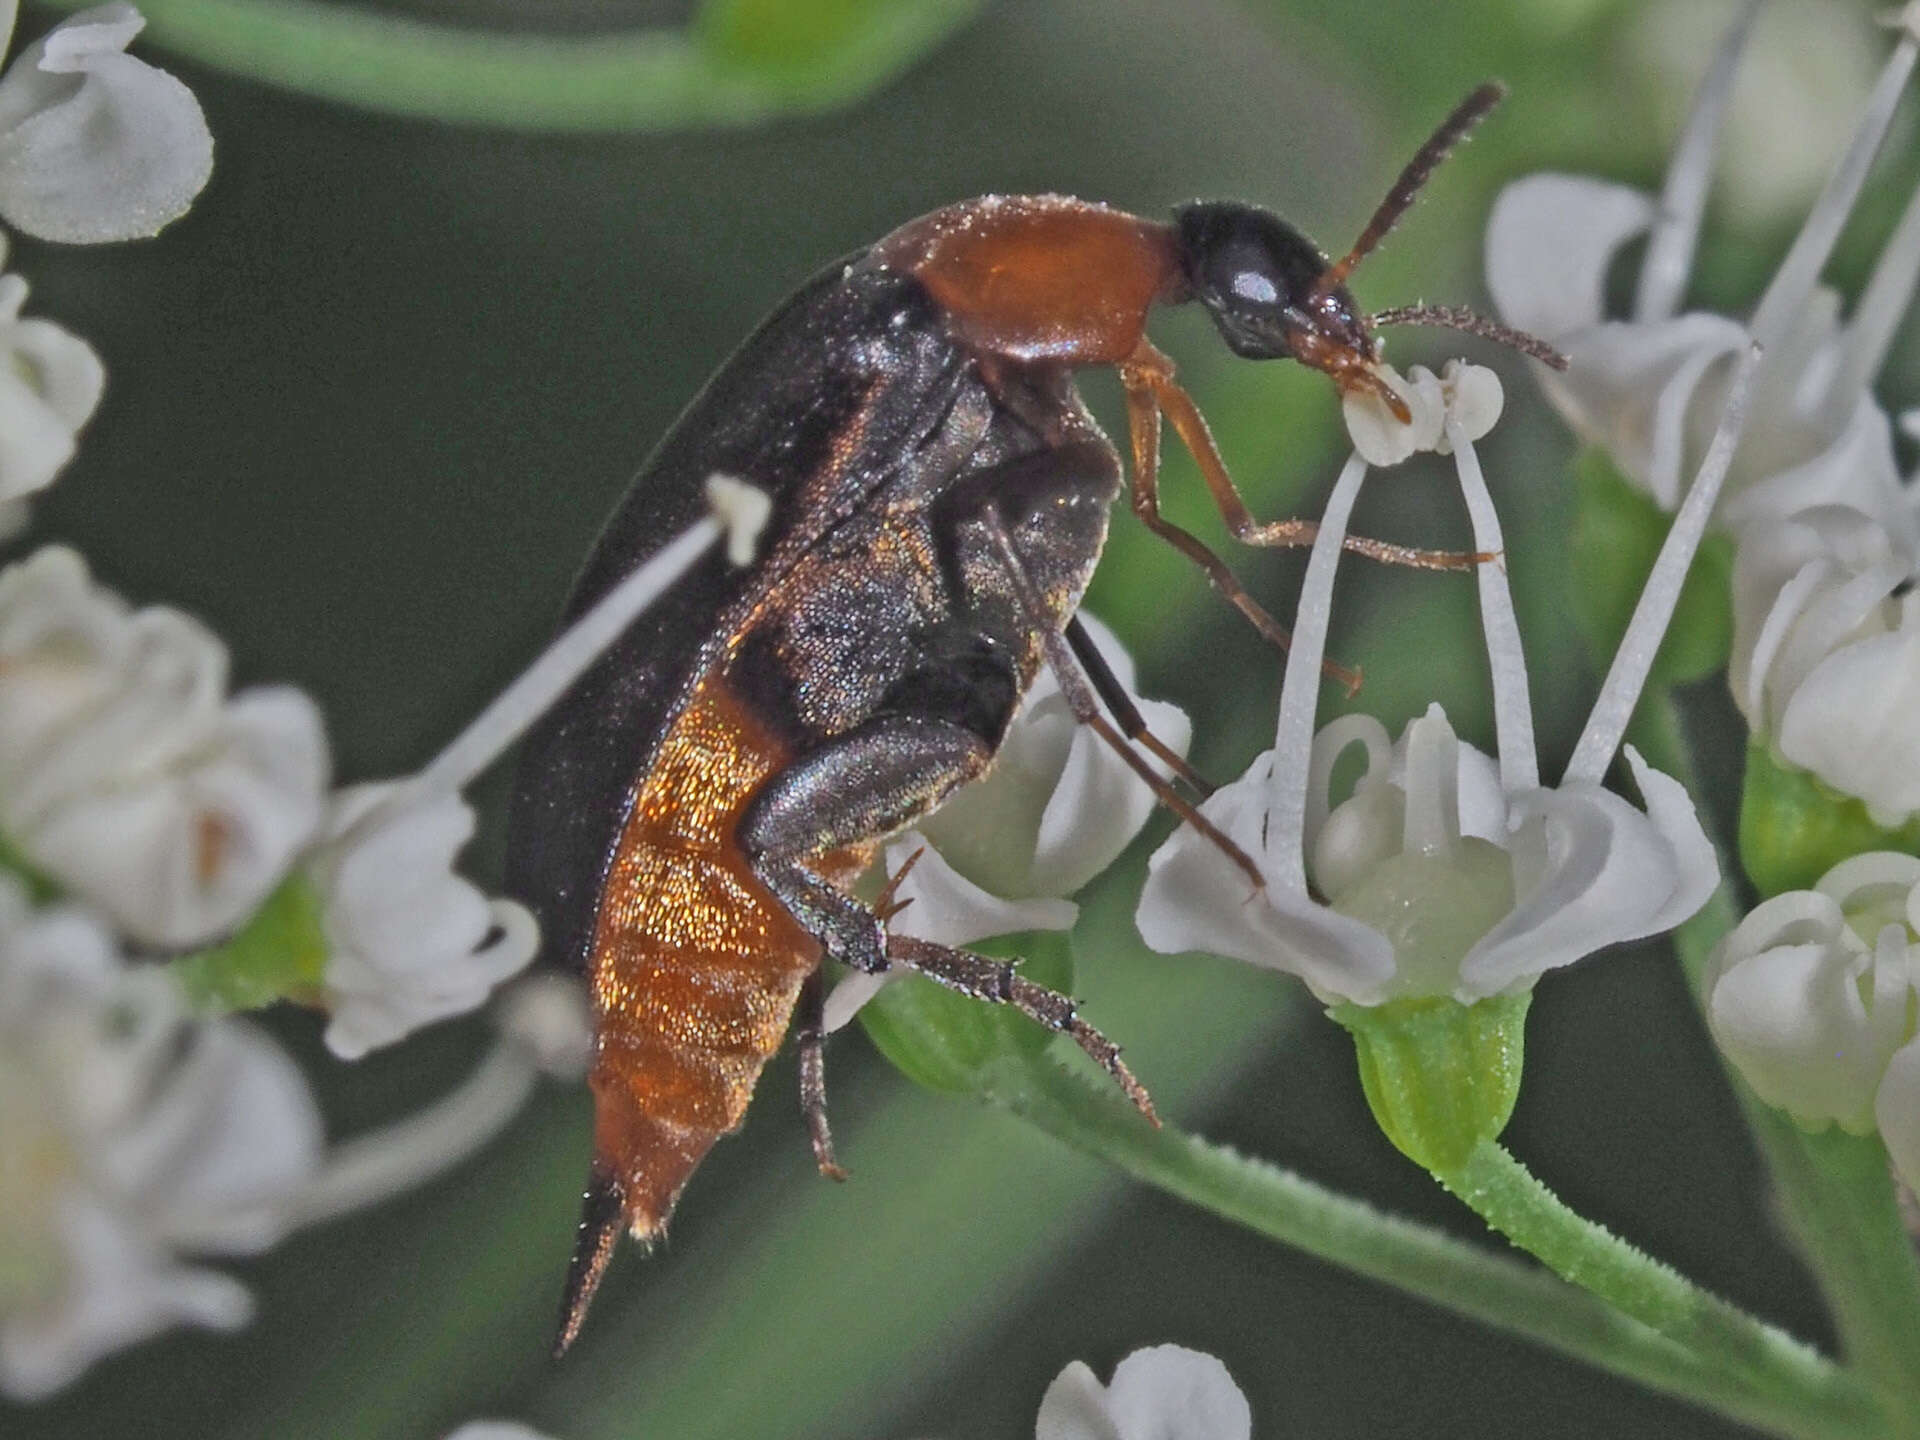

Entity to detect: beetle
[507,81,1558,1353]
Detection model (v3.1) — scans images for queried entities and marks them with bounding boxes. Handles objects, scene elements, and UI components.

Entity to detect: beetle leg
[975,508,1264,893]
[1120,337,1490,572]
[1064,615,1212,799]
[1114,360,1310,654]
[887,933,1157,1124]
[793,968,848,1182]
[738,715,995,975]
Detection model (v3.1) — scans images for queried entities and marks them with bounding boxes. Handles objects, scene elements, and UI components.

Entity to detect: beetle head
[1173,200,1387,412]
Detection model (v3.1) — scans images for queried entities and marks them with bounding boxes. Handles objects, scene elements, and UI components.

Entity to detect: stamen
[1830,170,1920,419]
[1268,453,1372,893]
[1316,82,1506,298]
[1370,304,1569,369]
[1748,20,1920,351]
[342,513,723,848]
[1448,420,1540,795]
[1565,344,1762,785]
[1634,1,1762,323]
[279,1042,537,1227]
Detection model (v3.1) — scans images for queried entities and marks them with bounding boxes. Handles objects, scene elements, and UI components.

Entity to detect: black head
[1172,201,1375,378]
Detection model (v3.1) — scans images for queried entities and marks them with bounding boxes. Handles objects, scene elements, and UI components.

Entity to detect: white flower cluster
[0,9,598,1389]
[0,875,321,1399]
[0,543,565,1398]
[1486,5,1920,1171]
[0,2,224,531]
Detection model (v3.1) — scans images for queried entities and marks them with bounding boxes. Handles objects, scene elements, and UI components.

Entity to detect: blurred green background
[9,0,1918,1435]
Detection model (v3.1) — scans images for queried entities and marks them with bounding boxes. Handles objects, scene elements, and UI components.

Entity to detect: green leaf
[1570,448,1733,685]
[1740,741,1920,899]
[694,0,977,94]
[170,874,330,1014]
[32,0,982,133]
[857,929,1074,1094]
[1329,991,1530,1175]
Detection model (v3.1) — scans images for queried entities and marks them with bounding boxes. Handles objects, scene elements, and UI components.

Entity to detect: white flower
[1730,506,1920,825]
[917,613,1191,900]
[825,613,1184,1031]
[0,877,323,1399]
[0,547,328,949]
[1486,4,1920,544]
[311,783,539,1060]
[0,4,212,244]
[1138,353,1752,1007]
[1035,1345,1250,1440]
[1705,852,1920,1190]
[444,1424,561,1440]
[0,257,102,514]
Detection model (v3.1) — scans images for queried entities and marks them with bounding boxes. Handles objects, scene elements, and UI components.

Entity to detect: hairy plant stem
[988,1055,1886,1440]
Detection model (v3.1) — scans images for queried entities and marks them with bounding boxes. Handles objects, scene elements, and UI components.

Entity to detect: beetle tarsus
[888,934,1158,1125]
[795,969,849,1181]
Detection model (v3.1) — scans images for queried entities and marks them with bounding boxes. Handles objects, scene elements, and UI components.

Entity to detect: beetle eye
[1231,271,1279,305]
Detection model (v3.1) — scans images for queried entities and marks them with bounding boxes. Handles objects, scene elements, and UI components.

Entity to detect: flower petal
[1707,885,1909,1131]
[1720,398,1920,553]
[1875,1035,1920,1195]
[1029,692,1189,896]
[1775,594,1920,825]
[1035,1359,1126,1440]
[316,784,541,1059]
[1485,175,1655,339]
[1138,753,1396,1006]
[126,1019,325,1253]
[19,683,328,948]
[0,3,211,243]
[0,1190,251,1401]
[1459,761,1713,999]
[1105,1344,1252,1440]
[1542,314,1750,509]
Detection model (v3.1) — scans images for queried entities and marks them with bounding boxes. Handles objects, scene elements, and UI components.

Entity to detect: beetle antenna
[1316,81,1507,298]
[1370,302,1570,370]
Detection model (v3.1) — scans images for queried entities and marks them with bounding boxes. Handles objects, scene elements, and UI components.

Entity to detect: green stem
[1634,692,1920,1431]
[26,0,978,132]
[991,1056,1886,1440]
[1440,1141,1835,1400]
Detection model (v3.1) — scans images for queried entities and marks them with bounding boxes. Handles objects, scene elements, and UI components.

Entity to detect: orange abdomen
[586,673,818,1237]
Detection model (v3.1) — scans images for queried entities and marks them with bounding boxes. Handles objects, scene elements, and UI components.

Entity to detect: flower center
[1328,839,1516,996]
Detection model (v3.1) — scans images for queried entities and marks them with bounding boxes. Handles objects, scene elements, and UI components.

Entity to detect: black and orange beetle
[507,82,1556,1351]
